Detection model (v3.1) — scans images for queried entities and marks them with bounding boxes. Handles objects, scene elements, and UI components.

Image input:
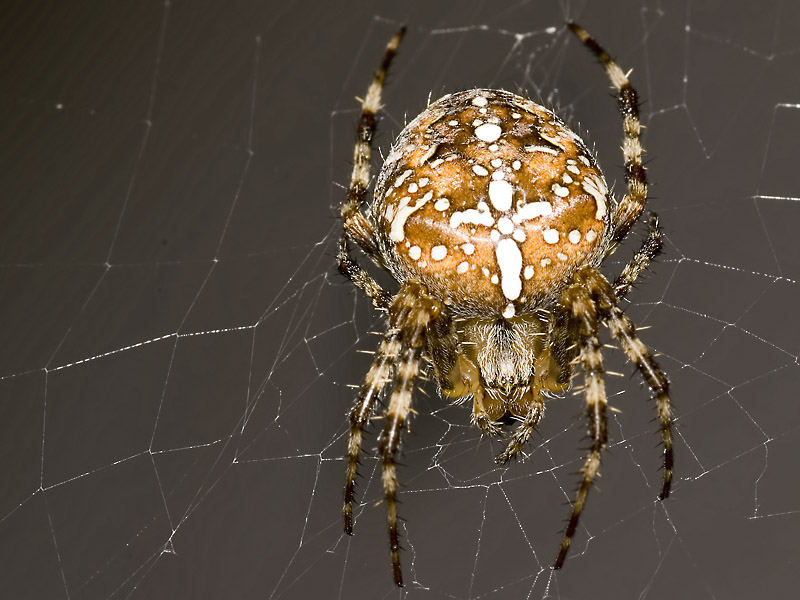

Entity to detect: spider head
[433,309,568,423]
[460,315,549,416]
[475,318,537,395]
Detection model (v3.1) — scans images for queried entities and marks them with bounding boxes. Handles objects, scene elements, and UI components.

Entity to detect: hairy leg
[554,281,608,568]
[568,23,648,247]
[337,27,406,311]
[583,268,673,499]
[342,321,402,534]
[337,236,392,311]
[613,213,662,300]
[340,27,405,255]
[377,282,440,587]
[494,391,545,464]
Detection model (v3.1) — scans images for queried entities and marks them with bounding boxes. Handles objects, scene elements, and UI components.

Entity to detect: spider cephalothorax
[338,24,673,587]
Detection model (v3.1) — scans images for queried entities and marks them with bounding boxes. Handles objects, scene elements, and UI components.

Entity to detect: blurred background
[1,0,799,598]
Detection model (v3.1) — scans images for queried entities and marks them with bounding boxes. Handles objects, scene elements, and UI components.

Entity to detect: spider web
[1,0,799,598]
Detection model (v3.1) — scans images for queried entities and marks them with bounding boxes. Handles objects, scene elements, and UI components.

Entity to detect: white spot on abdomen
[431,245,447,261]
[513,201,553,222]
[488,179,514,211]
[450,202,495,229]
[434,197,450,211]
[538,131,566,150]
[525,145,558,155]
[393,169,413,188]
[390,195,428,242]
[552,183,569,197]
[542,228,559,244]
[475,123,502,142]
[495,217,512,235]
[582,174,608,220]
[495,238,523,301]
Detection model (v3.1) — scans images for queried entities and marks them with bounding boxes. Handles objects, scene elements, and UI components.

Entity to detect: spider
[337,23,673,586]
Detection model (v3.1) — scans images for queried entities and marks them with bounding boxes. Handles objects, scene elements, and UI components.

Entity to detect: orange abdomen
[372,89,610,318]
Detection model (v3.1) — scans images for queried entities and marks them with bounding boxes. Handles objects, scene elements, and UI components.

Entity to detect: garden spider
[338,23,673,586]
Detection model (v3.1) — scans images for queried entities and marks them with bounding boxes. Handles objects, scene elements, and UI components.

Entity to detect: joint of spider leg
[617,85,640,116]
[624,160,647,184]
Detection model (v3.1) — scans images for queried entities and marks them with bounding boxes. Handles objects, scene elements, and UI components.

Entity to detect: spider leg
[605,305,673,498]
[337,236,392,311]
[568,23,648,247]
[555,283,608,569]
[341,26,405,254]
[494,398,545,464]
[337,27,405,311]
[613,213,662,300]
[380,346,421,588]
[588,275,673,499]
[471,388,504,436]
[378,282,440,587]
[342,321,403,535]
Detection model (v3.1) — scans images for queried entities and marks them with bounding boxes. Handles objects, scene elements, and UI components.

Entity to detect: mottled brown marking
[373,90,609,316]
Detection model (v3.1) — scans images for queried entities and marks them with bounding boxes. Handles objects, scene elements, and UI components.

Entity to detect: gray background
[1,0,799,598]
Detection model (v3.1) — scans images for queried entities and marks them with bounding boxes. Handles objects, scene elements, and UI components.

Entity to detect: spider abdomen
[373,89,609,318]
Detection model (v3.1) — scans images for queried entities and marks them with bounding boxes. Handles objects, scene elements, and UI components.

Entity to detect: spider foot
[472,412,502,436]
[659,479,671,500]
[495,444,522,465]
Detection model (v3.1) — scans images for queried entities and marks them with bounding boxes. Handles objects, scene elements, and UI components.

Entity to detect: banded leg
[613,213,662,300]
[568,23,648,246]
[337,236,392,312]
[585,269,673,500]
[342,322,404,534]
[495,398,545,464]
[602,306,672,498]
[555,284,608,569]
[338,27,406,311]
[378,282,440,587]
[340,26,406,259]
[471,388,504,436]
[380,346,422,588]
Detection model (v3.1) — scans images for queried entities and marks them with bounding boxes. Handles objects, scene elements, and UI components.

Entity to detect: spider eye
[373,89,609,318]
